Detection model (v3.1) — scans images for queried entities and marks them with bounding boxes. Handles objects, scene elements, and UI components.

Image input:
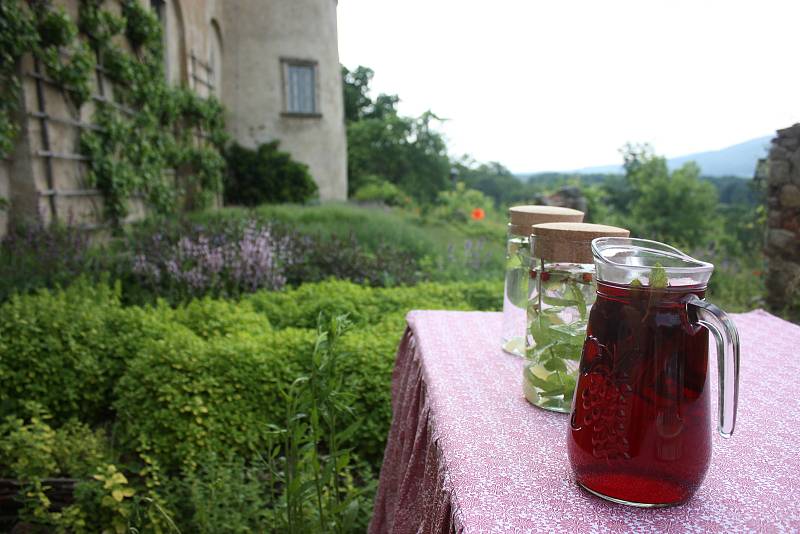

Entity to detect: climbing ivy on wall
[1,2,97,150]
[0,0,226,224]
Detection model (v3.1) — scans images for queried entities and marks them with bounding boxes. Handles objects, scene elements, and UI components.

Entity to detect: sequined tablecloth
[369,310,800,533]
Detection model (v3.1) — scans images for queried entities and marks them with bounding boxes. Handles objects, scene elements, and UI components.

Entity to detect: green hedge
[0,278,502,529]
[246,278,501,329]
[116,280,501,470]
[114,328,311,472]
[170,297,272,339]
[0,281,174,425]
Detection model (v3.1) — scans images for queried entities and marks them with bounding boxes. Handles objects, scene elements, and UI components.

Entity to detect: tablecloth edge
[403,311,469,534]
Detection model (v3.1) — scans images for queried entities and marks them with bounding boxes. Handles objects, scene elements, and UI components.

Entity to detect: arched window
[152,0,187,86]
[209,20,223,97]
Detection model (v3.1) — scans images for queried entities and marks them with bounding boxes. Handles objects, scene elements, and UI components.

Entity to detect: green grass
[187,202,507,282]
[254,203,440,257]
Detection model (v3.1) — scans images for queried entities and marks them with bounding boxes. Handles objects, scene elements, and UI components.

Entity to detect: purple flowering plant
[126,219,295,302]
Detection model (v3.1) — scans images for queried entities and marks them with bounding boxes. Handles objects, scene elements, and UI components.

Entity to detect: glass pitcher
[567,237,740,507]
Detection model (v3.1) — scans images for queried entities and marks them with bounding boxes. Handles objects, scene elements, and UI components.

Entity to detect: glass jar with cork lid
[523,222,629,412]
[503,206,584,356]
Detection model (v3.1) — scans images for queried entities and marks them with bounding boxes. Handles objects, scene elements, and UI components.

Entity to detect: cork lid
[508,205,584,235]
[532,222,630,264]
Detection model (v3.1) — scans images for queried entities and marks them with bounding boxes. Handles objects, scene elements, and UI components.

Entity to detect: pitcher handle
[684,294,740,438]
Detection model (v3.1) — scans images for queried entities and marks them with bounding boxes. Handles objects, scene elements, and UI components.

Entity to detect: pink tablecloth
[369,310,800,533]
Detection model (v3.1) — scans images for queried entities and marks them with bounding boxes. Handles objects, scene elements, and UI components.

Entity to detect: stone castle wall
[764,123,800,320]
[0,160,8,237]
[5,0,140,236]
[222,0,347,201]
[2,0,346,239]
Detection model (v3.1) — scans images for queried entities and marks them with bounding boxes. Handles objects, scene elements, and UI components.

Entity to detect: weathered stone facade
[0,160,8,237]
[144,0,348,201]
[764,123,800,320]
[1,0,346,238]
[222,0,348,201]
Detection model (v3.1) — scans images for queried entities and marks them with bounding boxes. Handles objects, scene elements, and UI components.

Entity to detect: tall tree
[342,65,450,203]
[452,159,524,208]
[341,66,376,123]
[620,144,720,249]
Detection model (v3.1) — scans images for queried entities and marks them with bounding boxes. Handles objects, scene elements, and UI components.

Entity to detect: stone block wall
[0,159,8,238]
[765,123,800,320]
[3,0,347,238]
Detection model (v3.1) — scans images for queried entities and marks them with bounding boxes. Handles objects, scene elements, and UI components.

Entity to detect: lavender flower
[126,219,292,301]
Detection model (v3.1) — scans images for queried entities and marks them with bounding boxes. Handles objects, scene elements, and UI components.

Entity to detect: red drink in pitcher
[568,238,740,507]
[568,281,711,505]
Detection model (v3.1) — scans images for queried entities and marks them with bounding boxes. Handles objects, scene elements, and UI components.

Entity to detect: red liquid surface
[568,281,711,506]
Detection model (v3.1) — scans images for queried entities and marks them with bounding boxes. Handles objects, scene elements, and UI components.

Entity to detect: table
[369,310,800,533]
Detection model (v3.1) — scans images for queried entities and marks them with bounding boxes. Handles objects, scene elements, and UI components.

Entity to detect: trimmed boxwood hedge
[0,278,502,527]
[245,278,500,329]
[114,327,312,472]
[0,278,500,471]
[0,280,176,425]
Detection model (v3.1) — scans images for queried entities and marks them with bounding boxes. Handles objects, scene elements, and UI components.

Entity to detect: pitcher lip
[591,237,714,274]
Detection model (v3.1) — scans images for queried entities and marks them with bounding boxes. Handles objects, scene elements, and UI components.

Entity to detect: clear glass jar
[501,229,531,356]
[522,222,629,412]
[523,258,595,412]
[502,206,584,356]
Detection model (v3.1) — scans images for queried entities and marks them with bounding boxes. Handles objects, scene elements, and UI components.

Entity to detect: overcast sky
[337,0,800,173]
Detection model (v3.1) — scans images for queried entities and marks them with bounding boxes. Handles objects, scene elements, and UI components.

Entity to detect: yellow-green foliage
[168,297,271,339]
[0,278,502,529]
[0,281,174,425]
[114,328,312,472]
[0,407,108,481]
[246,278,501,329]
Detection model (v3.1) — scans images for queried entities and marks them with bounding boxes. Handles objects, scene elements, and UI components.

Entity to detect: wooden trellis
[189,50,215,95]
[22,50,117,228]
[16,43,214,230]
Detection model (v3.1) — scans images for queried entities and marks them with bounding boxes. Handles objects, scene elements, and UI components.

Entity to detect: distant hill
[565,136,772,178]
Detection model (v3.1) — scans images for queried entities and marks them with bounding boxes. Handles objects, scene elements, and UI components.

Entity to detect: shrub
[113,280,501,471]
[0,281,181,425]
[122,212,426,295]
[283,233,422,287]
[0,405,109,481]
[224,141,318,206]
[0,222,99,301]
[0,278,504,530]
[0,403,113,528]
[246,279,503,329]
[170,297,271,339]
[353,178,411,207]
[0,205,506,306]
[433,181,495,223]
[113,327,313,472]
[245,279,503,462]
[2,282,114,424]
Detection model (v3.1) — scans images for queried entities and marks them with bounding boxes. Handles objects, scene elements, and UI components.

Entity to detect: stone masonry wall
[4,0,346,236]
[765,123,800,321]
[0,159,8,238]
